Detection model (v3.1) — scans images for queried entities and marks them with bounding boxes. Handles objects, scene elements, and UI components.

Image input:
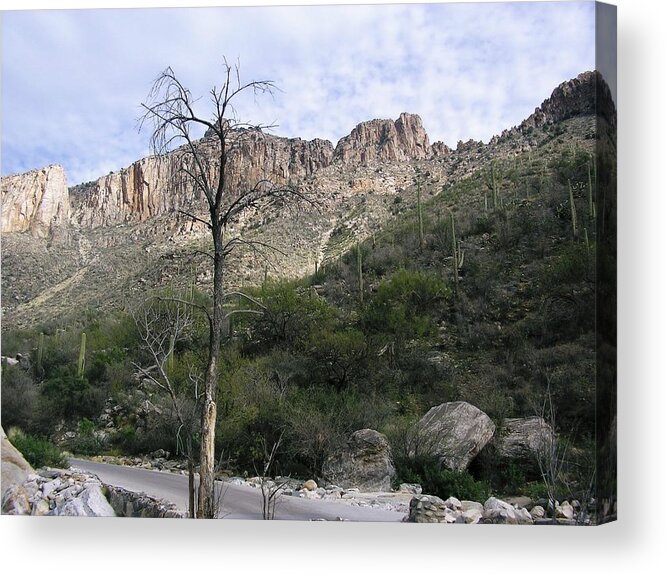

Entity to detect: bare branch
[224,291,267,310]
[178,209,213,230]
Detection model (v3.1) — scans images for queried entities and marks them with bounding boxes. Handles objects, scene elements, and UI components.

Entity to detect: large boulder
[1,426,34,499]
[496,417,553,461]
[409,402,495,471]
[322,429,396,492]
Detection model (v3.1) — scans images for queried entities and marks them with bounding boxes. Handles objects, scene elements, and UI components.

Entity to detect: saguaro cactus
[356,241,363,304]
[37,332,45,376]
[491,162,498,208]
[417,180,425,250]
[77,332,87,378]
[568,180,578,240]
[450,213,464,299]
[587,159,596,219]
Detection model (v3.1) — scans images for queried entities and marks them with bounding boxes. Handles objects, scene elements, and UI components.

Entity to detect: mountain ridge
[0,70,612,328]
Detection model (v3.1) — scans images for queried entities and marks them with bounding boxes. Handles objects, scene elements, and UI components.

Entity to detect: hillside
[2,71,609,329]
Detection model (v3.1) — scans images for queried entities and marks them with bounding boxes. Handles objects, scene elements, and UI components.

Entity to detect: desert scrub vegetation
[0,132,600,499]
[7,428,67,469]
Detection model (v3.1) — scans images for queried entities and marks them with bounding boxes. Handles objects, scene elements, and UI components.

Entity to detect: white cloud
[1,2,595,185]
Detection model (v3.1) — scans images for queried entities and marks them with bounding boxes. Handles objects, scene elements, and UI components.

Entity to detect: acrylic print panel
[0,1,616,524]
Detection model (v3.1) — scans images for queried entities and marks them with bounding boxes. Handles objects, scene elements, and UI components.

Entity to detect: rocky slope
[0,70,613,328]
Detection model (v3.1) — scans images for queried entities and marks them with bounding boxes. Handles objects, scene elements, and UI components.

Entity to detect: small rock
[530,505,546,519]
[443,496,462,511]
[398,483,422,495]
[302,479,318,491]
[41,479,62,498]
[461,508,483,524]
[31,498,50,516]
[556,502,575,520]
[461,500,484,513]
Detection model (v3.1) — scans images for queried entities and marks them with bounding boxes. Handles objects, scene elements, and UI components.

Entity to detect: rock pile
[1,468,115,516]
[89,453,189,474]
[105,484,185,518]
[405,494,589,525]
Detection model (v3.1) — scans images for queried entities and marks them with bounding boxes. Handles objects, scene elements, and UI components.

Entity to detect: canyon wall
[1,164,70,238]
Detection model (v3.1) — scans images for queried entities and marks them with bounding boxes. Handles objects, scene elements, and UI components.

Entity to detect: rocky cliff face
[1,164,70,238]
[69,131,335,228]
[1,73,608,238]
[496,71,615,142]
[333,112,431,165]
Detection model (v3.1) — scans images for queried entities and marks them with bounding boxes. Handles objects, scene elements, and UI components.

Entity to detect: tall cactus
[568,179,578,240]
[417,180,425,250]
[356,241,363,304]
[584,227,591,258]
[36,332,45,376]
[587,159,596,219]
[77,332,87,378]
[539,166,545,194]
[450,213,464,299]
[491,162,498,208]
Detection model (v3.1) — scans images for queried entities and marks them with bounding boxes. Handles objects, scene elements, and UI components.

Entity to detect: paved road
[70,458,406,521]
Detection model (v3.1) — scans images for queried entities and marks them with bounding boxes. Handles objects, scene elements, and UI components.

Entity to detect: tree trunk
[197,233,224,518]
[188,455,196,518]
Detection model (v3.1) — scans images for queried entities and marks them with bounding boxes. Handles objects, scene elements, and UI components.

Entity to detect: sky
[1,1,596,185]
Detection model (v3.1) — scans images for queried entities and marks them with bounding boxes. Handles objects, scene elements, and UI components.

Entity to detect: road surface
[70,458,406,521]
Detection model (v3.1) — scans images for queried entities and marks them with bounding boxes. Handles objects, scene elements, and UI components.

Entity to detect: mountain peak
[333,112,430,165]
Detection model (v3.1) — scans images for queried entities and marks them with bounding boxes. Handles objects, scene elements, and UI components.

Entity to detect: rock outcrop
[0,164,69,238]
[322,428,396,492]
[408,401,495,471]
[495,416,554,462]
[1,426,34,499]
[431,141,451,157]
[70,131,334,229]
[501,70,616,141]
[334,113,430,165]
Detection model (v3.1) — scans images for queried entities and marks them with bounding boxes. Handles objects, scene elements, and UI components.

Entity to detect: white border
[2,1,664,573]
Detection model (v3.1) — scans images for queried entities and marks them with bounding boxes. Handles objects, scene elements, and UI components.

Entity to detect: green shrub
[247,281,336,352]
[7,428,67,469]
[40,370,104,422]
[522,481,549,501]
[546,243,592,286]
[1,365,37,429]
[394,456,490,502]
[68,418,106,456]
[362,269,449,346]
[306,328,368,392]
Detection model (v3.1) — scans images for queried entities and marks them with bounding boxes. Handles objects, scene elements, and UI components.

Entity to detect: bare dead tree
[132,294,201,517]
[532,375,569,522]
[256,431,289,520]
[139,59,310,518]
